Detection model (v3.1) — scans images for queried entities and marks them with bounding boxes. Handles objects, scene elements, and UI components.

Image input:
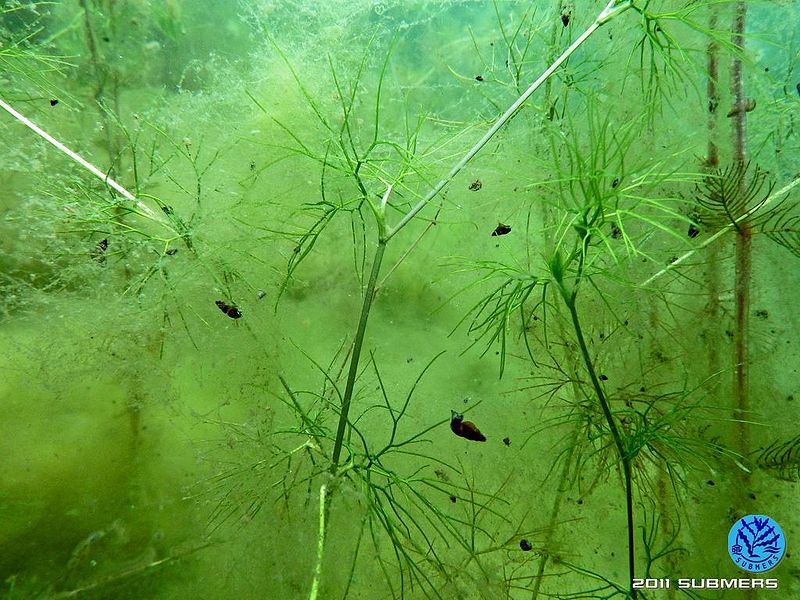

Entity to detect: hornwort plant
[8,1,797,597]
[452,1,800,597]
[238,3,667,597]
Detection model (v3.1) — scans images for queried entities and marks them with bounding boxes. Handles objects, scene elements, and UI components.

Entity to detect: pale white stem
[385,0,632,242]
[0,96,168,226]
[308,483,327,600]
[379,183,392,211]
[641,174,800,286]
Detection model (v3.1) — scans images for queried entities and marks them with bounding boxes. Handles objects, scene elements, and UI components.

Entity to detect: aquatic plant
[265,3,667,597]
[756,433,800,482]
[3,1,800,598]
[451,2,800,596]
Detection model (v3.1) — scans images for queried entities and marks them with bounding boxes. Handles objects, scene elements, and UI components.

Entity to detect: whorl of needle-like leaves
[695,161,774,232]
[756,433,800,482]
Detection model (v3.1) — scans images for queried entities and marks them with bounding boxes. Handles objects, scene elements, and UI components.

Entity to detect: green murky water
[1,1,799,598]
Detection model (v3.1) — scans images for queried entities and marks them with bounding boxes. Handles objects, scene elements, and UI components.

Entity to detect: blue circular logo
[728,514,786,572]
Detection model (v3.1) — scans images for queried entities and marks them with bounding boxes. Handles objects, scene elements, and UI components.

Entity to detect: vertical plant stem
[562,291,636,598]
[704,1,723,400]
[329,239,387,473]
[731,1,749,419]
[731,1,747,165]
[308,483,327,600]
[529,423,581,600]
[729,9,755,600]
[317,236,386,598]
[730,1,753,515]
[706,6,719,169]
[79,0,119,166]
[734,229,751,430]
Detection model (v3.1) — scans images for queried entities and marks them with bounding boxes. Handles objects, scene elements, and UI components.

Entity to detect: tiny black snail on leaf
[450,410,487,442]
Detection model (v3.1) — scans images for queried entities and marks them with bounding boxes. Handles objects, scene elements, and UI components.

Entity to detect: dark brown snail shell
[215,300,242,319]
[450,411,486,442]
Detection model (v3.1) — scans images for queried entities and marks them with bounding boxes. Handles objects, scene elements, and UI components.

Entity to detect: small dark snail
[491,223,511,236]
[450,410,486,442]
[215,300,242,319]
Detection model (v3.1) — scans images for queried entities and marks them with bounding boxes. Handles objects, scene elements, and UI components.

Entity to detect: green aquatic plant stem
[557,280,637,598]
[730,0,751,447]
[329,239,387,473]
[329,185,391,473]
[79,0,119,167]
[733,227,751,419]
[385,0,632,242]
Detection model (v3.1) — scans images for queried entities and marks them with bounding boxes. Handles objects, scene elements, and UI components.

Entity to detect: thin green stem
[329,238,387,474]
[562,289,637,599]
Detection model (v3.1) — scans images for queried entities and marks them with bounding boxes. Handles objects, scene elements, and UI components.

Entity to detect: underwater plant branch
[377,206,441,290]
[308,482,327,600]
[267,34,335,135]
[641,174,800,286]
[52,541,214,599]
[733,227,751,417]
[384,0,632,242]
[327,240,384,471]
[278,375,323,446]
[380,351,445,452]
[530,419,583,600]
[729,4,754,522]
[0,96,176,234]
[329,186,393,474]
[558,281,637,597]
[730,0,747,166]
